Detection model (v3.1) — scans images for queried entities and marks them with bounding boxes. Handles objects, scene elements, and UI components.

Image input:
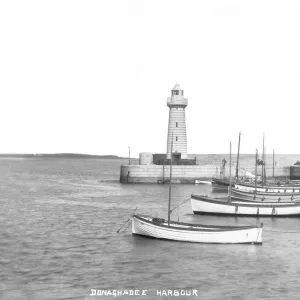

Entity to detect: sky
[1,0,300,157]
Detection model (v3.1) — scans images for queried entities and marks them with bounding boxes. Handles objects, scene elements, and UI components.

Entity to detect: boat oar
[116,206,138,233]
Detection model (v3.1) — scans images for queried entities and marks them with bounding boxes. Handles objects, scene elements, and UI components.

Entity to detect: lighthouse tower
[166,83,188,160]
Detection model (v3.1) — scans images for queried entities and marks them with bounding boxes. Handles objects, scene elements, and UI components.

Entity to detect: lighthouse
[166,83,188,160]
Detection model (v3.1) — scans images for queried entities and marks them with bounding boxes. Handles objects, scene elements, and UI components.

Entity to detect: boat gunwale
[132,232,262,244]
[193,211,300,218]
[232,188,300,197]
[191,194,300,208]
[230,196,300,204]
[235,182,300,189]
[133,214,259,232]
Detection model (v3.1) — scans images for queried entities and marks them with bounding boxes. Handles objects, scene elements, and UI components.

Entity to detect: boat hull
[234,183,300,194]
[191,194,300,217]
[132,215,262,244]
[211,177,235,186]
[231,188,300,202]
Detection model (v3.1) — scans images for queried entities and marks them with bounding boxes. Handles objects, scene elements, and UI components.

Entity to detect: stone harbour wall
[120,164,290,184]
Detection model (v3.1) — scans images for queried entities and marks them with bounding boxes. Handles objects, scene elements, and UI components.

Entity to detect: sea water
[1,157,300,300]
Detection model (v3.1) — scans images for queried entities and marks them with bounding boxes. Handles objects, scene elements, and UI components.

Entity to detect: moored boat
[191,194,300,217]
[230,188,300,202]
[234,183,300,194]
[230,145,300,201]
[132,214,262,244]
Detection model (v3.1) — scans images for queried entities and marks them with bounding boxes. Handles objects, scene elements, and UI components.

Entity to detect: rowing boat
[132,214,263,244]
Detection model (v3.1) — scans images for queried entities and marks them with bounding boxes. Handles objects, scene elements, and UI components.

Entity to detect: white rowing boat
[132,214,262,244]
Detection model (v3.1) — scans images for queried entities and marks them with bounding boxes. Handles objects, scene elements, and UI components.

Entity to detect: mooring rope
[116,206,138,233]
[122,219,133,232]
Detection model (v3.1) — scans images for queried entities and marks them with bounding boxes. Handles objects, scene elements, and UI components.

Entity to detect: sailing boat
[132,137,263,244]
[191,145,300,216]
[231,137,300,200]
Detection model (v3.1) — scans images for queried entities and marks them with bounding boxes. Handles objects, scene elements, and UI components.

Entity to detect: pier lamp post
[128,146,131,165]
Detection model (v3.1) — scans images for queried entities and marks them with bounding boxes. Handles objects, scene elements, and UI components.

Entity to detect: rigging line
[169,197,191,213]
[116,206,138,233]
[122,218,132,233]
[116,217,132,233]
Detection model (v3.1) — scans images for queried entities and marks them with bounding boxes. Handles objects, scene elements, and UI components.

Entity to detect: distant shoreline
[0,153,128,159]
[0,153,298,162]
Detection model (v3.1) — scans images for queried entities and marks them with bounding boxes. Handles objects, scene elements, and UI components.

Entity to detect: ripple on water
[2,158,300,300]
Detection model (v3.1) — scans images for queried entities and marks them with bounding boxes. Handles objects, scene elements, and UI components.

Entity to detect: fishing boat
[191,194,300,217]
[132,214,262,244]
[230,188,300,202]
[231,145,300,201]
[132,136,263,244]
[234,182,300,193]
[191,140,300,217]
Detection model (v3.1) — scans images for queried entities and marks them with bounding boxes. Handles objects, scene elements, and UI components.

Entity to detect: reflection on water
[1,158,300,299]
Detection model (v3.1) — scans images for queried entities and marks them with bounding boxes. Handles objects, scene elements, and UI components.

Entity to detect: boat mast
[273,149,275,181]
[264,145,267,185]
[255,149,258,194]
[167,133,173,226]
[228,141,232,202]
[235,131,241,182]
[262,134,265,186]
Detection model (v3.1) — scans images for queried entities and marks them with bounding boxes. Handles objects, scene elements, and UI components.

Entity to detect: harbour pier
[120,84,296,184]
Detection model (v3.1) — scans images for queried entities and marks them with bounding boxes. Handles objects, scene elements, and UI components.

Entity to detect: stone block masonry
[120,164,290,183]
